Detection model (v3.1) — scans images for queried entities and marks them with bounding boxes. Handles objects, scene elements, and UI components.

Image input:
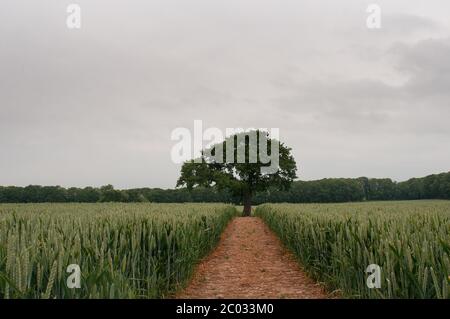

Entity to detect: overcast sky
[1,0,449,188]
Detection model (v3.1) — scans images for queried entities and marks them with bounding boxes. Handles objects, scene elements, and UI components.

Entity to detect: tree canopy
[176,130,297,215]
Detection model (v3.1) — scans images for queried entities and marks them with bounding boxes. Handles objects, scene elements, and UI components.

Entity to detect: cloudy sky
[1,0,449,188]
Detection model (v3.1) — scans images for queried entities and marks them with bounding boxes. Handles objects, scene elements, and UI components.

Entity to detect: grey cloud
[275,34,450,136]
[390,37,450,97]
[384,13,441,35]
[1,1,450,187]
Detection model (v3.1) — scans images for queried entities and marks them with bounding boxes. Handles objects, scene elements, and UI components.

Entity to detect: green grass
[255,200,450,298]
[0,203,237,299]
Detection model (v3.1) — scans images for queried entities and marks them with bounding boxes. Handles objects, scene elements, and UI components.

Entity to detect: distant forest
[1,172,449,204]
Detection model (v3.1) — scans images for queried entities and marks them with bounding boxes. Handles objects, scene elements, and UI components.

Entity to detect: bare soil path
[177,217,328,299]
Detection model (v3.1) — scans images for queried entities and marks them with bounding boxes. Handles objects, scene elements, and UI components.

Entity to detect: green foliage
[255,201,450,298]
[252,172,450,204]
[0,185,234,204]
[0,203,236,299]
[99,185,128,202]
[176,131,297,213]
[0,172,449,204]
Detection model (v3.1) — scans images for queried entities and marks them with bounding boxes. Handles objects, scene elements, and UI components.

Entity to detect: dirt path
[177,217,328,299]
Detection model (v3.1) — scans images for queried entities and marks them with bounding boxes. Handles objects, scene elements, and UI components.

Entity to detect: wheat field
[255,201,450,298]
[0,203,236,298]
[2,201,450,299]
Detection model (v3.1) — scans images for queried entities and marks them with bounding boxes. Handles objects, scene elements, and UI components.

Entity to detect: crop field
[255,201,450,298]
[1,201,450,299]
[0,203,236,299]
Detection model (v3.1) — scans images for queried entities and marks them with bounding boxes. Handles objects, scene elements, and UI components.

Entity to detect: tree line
[253,172,450,204]
[0,184,233,204]
[0,172,449,204]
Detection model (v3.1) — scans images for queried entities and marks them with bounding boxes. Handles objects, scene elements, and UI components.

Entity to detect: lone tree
[176,130,297,216]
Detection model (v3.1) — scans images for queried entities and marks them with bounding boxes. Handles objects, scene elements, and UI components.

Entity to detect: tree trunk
[243,192,252,217]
